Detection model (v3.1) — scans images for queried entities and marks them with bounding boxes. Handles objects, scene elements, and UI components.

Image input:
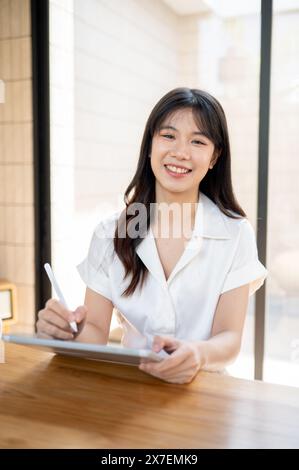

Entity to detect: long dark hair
[114,87,246,296]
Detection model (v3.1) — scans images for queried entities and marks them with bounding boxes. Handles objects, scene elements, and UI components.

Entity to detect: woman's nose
[173,148,191,160]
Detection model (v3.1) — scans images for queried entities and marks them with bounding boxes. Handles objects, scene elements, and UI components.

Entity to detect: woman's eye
[161,135,205,145]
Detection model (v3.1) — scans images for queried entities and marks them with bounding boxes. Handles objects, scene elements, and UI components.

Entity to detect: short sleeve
[220,219,268,296]
[76,222,114,301]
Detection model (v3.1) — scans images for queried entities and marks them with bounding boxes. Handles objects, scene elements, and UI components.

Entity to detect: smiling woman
[37,87,268,384]
[114,88,247,297]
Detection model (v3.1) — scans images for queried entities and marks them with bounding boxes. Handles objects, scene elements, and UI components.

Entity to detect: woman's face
[150,108,218,199]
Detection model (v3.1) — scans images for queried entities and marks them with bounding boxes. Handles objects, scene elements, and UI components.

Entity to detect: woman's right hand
[36,298,87,340]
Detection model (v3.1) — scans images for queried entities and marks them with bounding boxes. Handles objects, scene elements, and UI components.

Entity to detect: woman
[37,87,268,384]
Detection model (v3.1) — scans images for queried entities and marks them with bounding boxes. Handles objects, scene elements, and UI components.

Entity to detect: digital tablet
[2,334,169,366]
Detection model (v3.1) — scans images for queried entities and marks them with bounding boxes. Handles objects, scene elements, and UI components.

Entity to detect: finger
[139,357,197,381]
[154,343,201,375]
[152,335,180,353]
[139,366,190,383]
[160,363,199,380]
[140,356,185,375]
[152,349,188,373]
[73,305,87,324]
[141,348,188,374]
[160,350,201,377]
[151,367,197,384]
[45,298,73,322]
[164,370,198,384]
[157,362,196,380]
[36,332,53,340]
[41,309,72,331]
[37,318,74,340]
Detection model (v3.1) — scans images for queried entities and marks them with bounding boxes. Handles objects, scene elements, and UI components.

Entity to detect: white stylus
[44,263,78,333]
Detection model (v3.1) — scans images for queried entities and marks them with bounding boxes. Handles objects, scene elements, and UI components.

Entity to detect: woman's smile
[164,163,192,179]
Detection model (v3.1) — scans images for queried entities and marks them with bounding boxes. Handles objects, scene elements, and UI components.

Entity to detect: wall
[0,0,35,333]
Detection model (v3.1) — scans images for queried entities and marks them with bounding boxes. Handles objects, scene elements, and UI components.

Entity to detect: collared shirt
[77,192,268,349]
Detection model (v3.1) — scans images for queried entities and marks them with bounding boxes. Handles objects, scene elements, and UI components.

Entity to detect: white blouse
[77,192,268,349]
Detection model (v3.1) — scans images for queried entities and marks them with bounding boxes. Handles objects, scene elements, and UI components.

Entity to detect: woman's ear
[209,159,216,170]
[209,149,221,169]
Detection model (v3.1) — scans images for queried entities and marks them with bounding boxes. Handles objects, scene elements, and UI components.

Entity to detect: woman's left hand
[139,335,203,384]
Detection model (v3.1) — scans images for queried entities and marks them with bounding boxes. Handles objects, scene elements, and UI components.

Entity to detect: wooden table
[0,343,299,449]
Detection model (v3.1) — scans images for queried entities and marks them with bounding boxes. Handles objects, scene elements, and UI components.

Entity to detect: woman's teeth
[165,165,191,174]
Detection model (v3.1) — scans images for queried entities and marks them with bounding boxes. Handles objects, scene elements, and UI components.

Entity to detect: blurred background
[0,0,298,387]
